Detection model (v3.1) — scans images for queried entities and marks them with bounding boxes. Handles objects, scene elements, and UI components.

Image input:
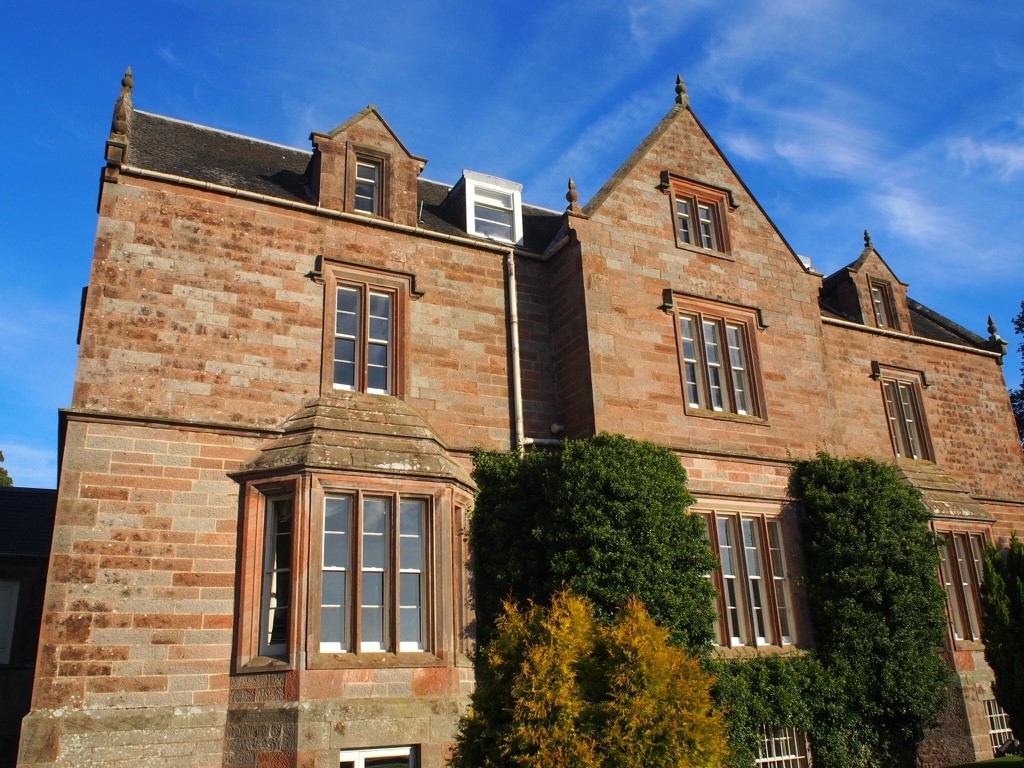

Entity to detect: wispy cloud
[948,137,1024,182]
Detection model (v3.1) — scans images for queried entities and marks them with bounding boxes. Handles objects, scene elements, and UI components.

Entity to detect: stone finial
[110,67,134,139]
[675,74,689,107]
[988,315,1009,362]
[566,177,582,213]
[863,229,873,250]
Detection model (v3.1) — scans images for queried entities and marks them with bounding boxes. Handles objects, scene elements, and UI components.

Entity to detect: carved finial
[566,177,582,213]
[110,67,135,138]
[675,74,689,106]
[988,315,1009,362]
[863,229,873,250]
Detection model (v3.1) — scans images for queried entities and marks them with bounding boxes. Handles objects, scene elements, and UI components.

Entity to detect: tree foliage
[470,433,717,650]
[0,451,11,487]
[792,452,952,768]
[450,590,729,768]
[1012,301,1024,446]
[981,533,1024,738]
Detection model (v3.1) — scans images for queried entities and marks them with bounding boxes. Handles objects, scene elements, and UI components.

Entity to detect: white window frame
[756,725,811,767]
[354,158,383,215]
[677,302,762,418]
[339,745,415,768]
[985,698,1016,756]
[667,176,732,255]
[332,283,395,395]
[702,506,797,648]
[869,279,899,329]
[462,170,523,245]
[320,493,429,655]
[938,531,986,642]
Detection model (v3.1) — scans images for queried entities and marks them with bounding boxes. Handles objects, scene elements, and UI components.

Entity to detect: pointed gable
[582,75,804,273]
[820,232,911,331]
[308,106,427,227]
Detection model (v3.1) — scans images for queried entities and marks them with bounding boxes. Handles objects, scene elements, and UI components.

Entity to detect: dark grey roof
[126,111,564,253]
[130,111,312,202]
[908,299,988,348]
[0,488,56,557]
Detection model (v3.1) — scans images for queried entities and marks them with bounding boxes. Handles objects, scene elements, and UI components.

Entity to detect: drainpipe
[505,250,525,454]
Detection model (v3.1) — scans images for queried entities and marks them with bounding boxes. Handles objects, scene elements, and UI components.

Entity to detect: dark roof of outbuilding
[0,487,56,558]
[126,111,564,253]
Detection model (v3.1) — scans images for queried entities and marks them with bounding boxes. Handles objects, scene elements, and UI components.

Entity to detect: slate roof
[0,487,56,558]
[127,111,564,254]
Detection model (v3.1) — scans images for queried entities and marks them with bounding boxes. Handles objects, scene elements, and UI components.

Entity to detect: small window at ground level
[986,699,1016,756]
[340,746,415,768]
[756,725,811,767]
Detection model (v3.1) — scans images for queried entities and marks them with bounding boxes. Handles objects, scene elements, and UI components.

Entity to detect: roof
[0,487,56,557]
[126,111,563,253]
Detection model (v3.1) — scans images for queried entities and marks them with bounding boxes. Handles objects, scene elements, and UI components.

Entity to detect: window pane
[324,497,351,567]
[703,321,725,410]
[939,543,966,640]
[262,498,292,654]
[767,520,794,643]
[679,315,703,407]
[726,324,751,415]
[355,160,381,214]
[698,203,717,249]
[742,518,772,644]
[676,198,693,244]
[717,517,746,645]
[322,570,347,608]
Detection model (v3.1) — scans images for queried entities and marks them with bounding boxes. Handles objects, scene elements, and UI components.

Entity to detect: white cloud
[948,137,1024,182]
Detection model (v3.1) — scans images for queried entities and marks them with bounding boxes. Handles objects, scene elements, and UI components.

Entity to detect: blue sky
[2,1,1022,488]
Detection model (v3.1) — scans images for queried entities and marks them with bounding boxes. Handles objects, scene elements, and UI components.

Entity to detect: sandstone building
[17,70,1024,767]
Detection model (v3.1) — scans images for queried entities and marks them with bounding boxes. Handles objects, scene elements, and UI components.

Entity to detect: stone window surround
[346,145,390,219]
[668,291,768,422]
[316,257,421,399]
[872,362,933,461]
[234,471,471,673]
[661,172,737,257]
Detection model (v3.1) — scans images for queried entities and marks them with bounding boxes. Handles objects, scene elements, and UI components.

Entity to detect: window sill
[236,655,292,674]
[684,406,767,425]
[675,241,734,261]
[308,650,448,670]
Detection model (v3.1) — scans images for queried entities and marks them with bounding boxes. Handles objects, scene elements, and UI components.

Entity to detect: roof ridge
[134,110,311,155]
[908,298,986,345]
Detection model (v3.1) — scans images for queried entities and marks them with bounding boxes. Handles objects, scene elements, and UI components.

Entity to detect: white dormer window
[463,171,523,244]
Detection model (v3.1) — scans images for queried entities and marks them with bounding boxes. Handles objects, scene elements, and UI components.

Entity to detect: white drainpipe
[505,250,525,453]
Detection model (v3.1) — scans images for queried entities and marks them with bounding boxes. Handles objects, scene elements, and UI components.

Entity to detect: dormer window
[462,171,523,244]
[869,279,899,330]
[354,158,382,215]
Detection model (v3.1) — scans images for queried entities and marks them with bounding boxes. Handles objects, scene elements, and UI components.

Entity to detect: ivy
[981,533,1024,738]
[792,452,952,768]
[470,433,717,651]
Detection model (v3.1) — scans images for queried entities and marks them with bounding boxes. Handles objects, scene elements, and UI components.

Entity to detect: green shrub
[981,533,1024,738]
[470,433,717,650]
[450,590,729,768]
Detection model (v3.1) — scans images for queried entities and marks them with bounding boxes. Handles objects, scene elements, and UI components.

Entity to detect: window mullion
[352,490,363,653]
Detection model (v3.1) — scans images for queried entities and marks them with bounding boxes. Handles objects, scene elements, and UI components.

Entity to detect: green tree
[1011,301,1024,445]
[792,453,952,768]
[450,590,729,768]
[471,433,717,650]
[980,533,1024,738]
[0,451,12,487]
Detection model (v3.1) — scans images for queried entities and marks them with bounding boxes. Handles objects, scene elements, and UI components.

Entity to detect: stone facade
[17,72,1024,767]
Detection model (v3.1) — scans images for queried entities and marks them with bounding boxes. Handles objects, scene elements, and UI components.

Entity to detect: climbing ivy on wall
[469,442,954,767]
[470,433,717,651]
[792,452,952,768]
